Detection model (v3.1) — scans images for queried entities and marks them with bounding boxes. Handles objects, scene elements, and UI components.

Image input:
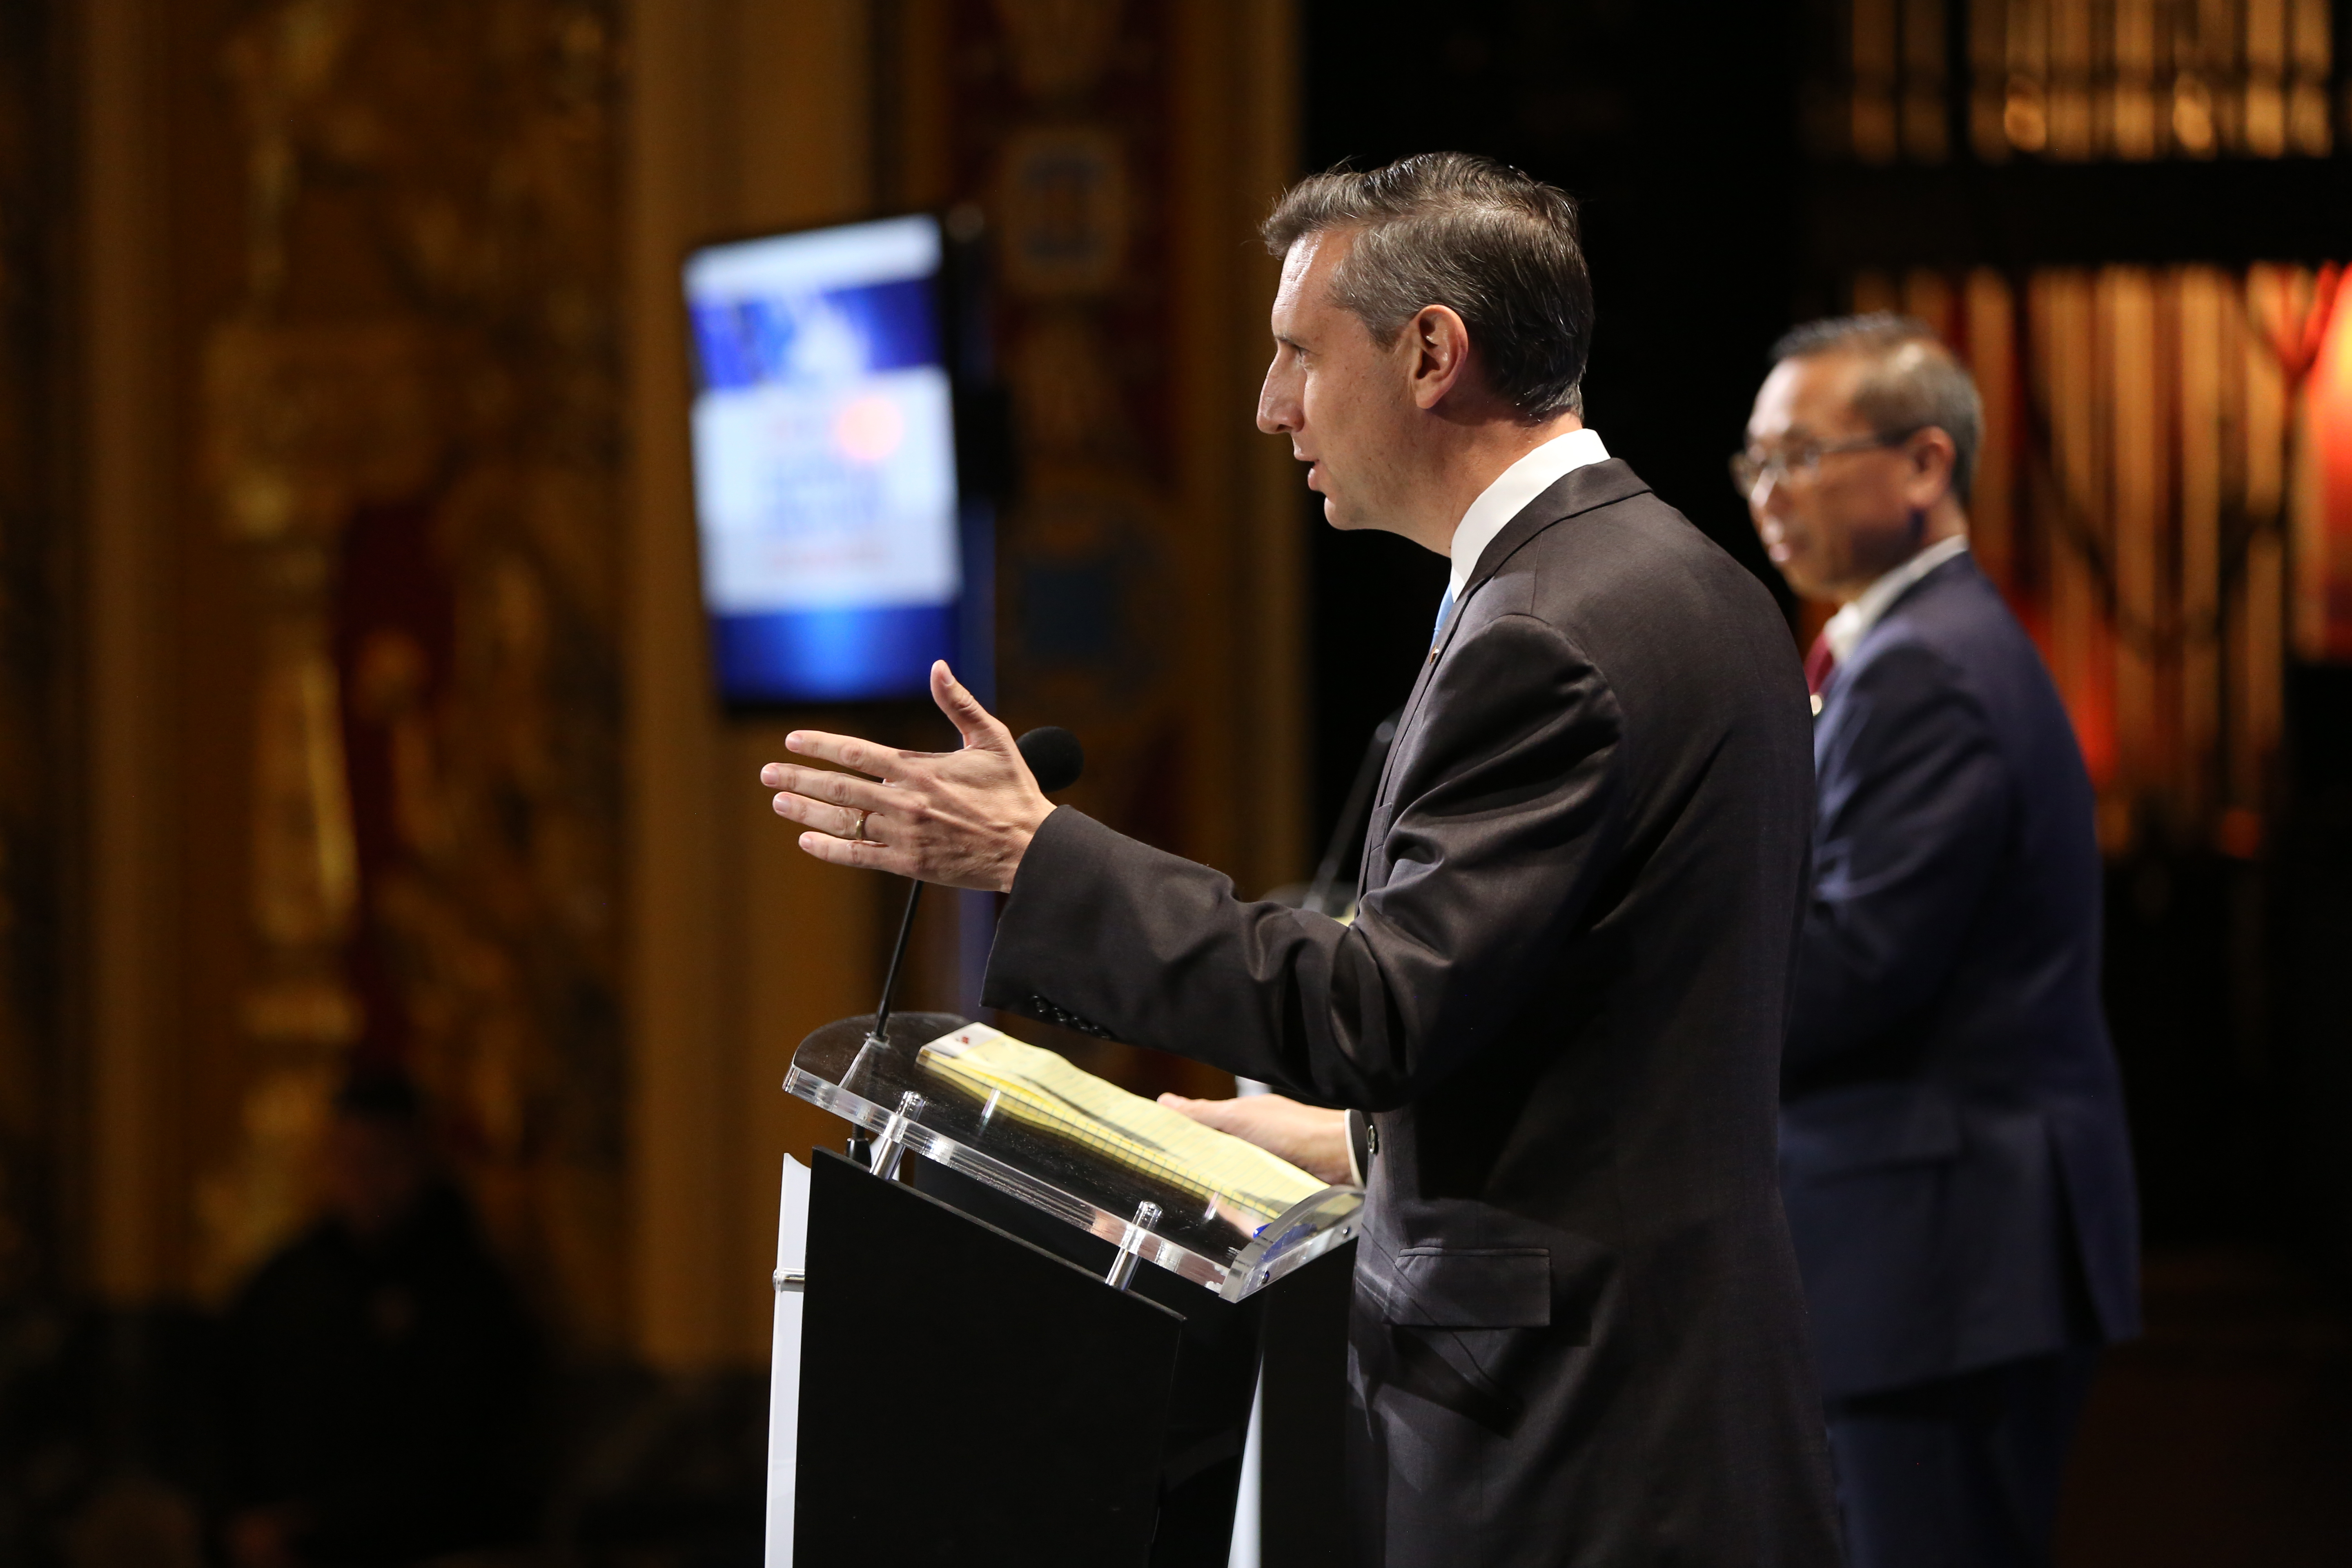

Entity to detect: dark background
[1299,11,2352,1555]
[1301,0,1806,860]
[1299,0,2352,1278]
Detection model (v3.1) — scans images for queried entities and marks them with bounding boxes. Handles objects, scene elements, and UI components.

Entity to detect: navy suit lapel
[1817,552,1980,724]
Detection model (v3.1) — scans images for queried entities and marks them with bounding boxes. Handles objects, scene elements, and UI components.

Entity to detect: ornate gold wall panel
[937,0,1306,1098]
[618,0,1300,1365]
[118,0,636,1342]
[1823,0,2340,163]
[77,0,1297,1363]
[958,0,1187,864]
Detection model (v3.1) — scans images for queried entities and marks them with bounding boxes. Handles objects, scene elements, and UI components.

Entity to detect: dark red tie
[1804,630,1836,697]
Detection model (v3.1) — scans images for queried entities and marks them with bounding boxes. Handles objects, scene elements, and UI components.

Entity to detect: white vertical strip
[765,1155,813,1568]
[1227,1370,1265,1568]
[1227,1071,1271,1561]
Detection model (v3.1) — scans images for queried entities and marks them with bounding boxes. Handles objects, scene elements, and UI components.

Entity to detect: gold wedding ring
[852,809,871,842]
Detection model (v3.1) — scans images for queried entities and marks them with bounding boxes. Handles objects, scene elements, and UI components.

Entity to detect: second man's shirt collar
[1821,532,1971,666]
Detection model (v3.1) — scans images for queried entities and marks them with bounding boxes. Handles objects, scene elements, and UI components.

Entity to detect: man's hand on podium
[761,660,1055,893]
[1158,1092,1355,1187]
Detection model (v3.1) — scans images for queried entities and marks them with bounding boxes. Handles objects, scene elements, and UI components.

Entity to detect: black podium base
[796,1144,1357,1566]
[907,1155,1270,1564]
[799,1148,1214,1565]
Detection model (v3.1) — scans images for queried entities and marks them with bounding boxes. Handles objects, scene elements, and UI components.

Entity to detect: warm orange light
[2312,272,2352,660]
[2217,806,2263,860]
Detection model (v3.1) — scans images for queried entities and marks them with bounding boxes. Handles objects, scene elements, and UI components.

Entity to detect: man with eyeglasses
[1739,315,2140,1568]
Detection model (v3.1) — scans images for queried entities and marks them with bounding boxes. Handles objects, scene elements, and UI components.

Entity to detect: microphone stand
[1304,709,1401,915]
[848,879,924,1173]
[866,880,923,1050]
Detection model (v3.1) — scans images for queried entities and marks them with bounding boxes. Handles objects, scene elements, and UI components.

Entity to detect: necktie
[1431,588,1457,650]
[1804,630,1836,711]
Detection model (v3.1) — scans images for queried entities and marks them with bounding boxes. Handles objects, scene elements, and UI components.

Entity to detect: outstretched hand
[760,660,1055,893]
[1158,1091,1356,1187]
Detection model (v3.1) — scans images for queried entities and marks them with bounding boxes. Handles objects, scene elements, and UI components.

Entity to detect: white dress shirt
[1820,532,1971,665]
[1445,426,1612,606]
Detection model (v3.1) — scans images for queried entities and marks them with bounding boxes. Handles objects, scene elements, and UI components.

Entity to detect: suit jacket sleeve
[982,612,1629,1111]
[1785,641,2011,1080]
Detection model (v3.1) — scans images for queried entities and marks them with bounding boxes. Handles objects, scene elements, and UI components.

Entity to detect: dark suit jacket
[1781,553,2141,1401]
[984,460,1844,1568]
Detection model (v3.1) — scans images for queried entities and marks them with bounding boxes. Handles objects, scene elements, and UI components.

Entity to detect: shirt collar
[1821,533,1971,665]
[1445,427,1610,602]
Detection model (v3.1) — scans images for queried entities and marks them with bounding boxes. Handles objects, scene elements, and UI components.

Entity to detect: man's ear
[1903,426,1960,507]
[1408,304,1474,410]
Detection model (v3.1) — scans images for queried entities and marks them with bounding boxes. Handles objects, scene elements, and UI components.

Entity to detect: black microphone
[1016,725,1084,794]
[867,726,1087,1049]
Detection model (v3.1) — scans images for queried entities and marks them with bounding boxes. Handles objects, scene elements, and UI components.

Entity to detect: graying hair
[1770,313,1986,503]
[1262,153,1594,421]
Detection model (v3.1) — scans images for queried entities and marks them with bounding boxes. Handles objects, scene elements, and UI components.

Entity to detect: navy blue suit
[1780,553,2139,1564]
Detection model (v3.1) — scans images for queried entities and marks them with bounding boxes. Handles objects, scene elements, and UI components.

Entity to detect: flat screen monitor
[684,213,963,706]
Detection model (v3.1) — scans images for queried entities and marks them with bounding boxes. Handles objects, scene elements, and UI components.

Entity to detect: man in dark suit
[763,154,1843,1567]
[1739,315,2141,1568]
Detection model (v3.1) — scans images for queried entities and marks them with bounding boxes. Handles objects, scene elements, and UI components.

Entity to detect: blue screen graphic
[683,216,960,704]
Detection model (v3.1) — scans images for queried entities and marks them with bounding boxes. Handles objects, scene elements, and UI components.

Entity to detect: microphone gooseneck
[867,725,1087,1048]
[870,883,926,1050]
[1305,710,1401,916]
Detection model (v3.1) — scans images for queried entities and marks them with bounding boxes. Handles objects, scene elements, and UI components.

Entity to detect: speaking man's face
[1256,230,1421,533]
[1742,352,1933,602]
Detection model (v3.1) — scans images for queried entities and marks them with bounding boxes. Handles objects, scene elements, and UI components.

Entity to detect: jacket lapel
[1459,457,1651,602]
[1360,459,1654,869]
[1817,552,1978,727]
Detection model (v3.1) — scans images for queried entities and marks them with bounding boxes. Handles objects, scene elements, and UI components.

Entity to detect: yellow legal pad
[915,1024,1328,1225]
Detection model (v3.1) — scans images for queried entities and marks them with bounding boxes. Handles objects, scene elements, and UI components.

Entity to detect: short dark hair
[1262,153,1594,421]
[1770,313,1985,503]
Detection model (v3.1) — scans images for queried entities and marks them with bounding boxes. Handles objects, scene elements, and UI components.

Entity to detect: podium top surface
[785,1013,1362,1301]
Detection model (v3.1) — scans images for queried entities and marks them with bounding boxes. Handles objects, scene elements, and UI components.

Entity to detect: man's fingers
[1158,1093,1245,1133]
[765,763,894,813]
[784,728,899,777]
[769,790,866,841]
[794,830,914,875]
[930,660,1010,749]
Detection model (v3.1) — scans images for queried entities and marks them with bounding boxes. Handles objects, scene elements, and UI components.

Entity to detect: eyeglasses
[1729,427,1923,498]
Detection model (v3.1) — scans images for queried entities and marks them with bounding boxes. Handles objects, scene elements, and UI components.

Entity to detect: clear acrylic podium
[783,1012,1361,1567]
